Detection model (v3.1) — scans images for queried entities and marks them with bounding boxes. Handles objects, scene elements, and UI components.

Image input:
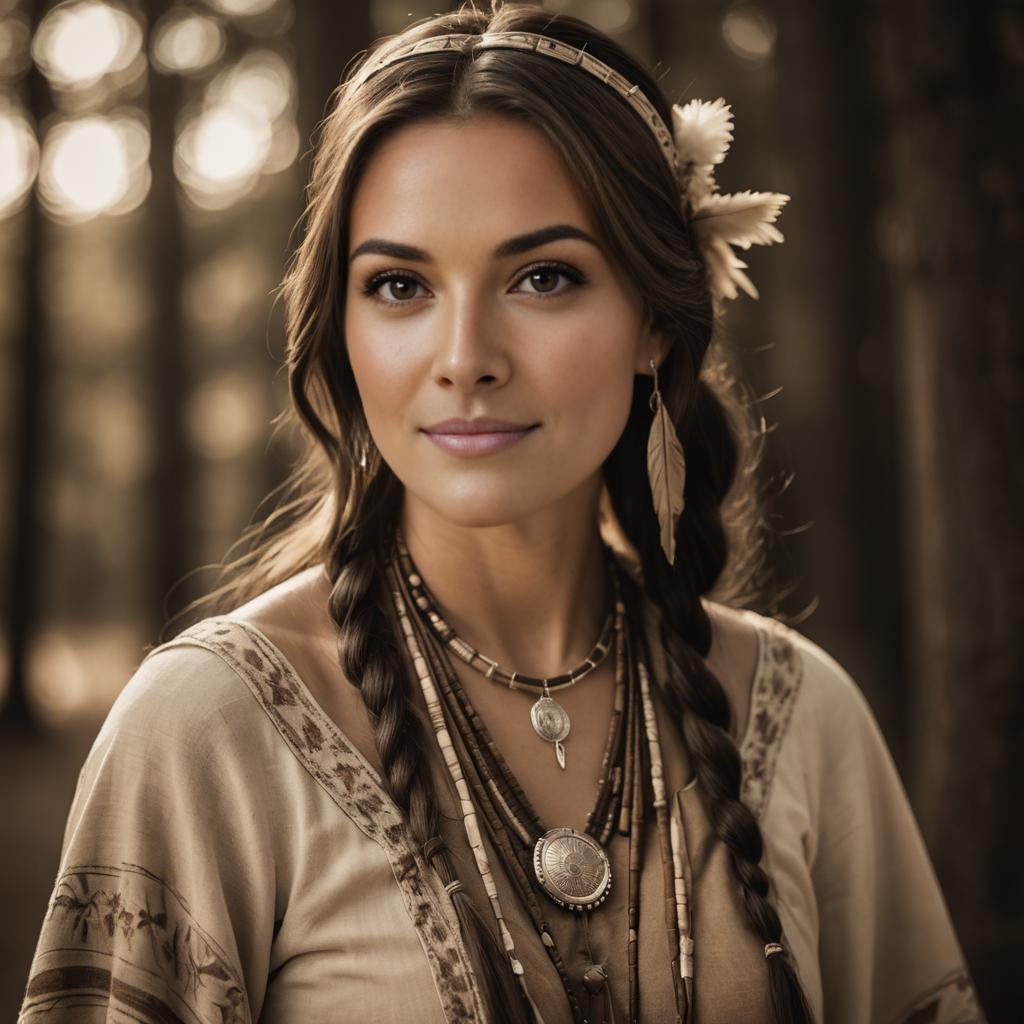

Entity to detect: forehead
[348,115,598,249]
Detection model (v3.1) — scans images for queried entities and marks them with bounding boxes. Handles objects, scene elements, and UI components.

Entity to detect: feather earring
[646,359,686,565]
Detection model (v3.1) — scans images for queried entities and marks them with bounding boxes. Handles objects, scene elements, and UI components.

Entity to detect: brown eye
[384,277,419,301]
[364,272,426,305]
[527,269,560,293]
[513,263,585,298]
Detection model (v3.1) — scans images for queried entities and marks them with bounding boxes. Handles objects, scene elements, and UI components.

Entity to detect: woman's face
[345,114,661,529]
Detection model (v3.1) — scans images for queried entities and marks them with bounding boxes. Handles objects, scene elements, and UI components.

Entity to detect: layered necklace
[396,529,616,771]
[388,530,695,1024]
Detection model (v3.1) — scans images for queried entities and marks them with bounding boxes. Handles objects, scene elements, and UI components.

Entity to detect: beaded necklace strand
[387,543,695,1023]
[395,529,616,770]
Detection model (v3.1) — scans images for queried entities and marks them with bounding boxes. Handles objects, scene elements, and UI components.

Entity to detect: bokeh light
[0,13,31,77]
[38,114,150,223]
[209,48,293,121]
[29,626,142,725]
[186,374,267,460]
[151,10,226,75]
[263,120,299,174]
[205,0,278,17]
[722,4,778,65]
[184,250,277,337]
[541,0,636,35]
[175,49,296,209]
[32,1,144,91]
[81,374,152,486]
[175,105,271,209]
[0,101,39,218]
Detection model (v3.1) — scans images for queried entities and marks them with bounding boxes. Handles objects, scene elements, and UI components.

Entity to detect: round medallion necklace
[394,529,616,770]
[533,826,613,911]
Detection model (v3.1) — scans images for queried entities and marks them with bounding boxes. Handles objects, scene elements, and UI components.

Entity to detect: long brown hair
[177,3,811,1021]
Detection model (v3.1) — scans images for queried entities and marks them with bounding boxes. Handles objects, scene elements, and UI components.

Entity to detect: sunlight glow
[0,103,39,218]
[541,0,635,34]
[29,626,142,725]
[176,105,271,207]
[152,10,225,74]
[0,13,31,77]
[186,374,266,460]
[211,49,293,121]
[33,1,143,90]
[176,50,296,208]
[205,0,278,17]
[185,251,274,335]
[263,120,299,174]
[722,5,778,65]
[39,114,150,223]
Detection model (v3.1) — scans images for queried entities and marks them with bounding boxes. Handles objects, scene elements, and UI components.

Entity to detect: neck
[399,477,611,679]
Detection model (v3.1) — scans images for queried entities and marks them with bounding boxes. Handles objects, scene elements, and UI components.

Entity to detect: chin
[401,461,604,532]
[416,487,545,529]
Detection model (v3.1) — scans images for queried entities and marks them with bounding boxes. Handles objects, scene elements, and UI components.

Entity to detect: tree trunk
[873,2,1024,1016]
[1,3,48,734]
[146,0,189,640]
[294,2,371,187]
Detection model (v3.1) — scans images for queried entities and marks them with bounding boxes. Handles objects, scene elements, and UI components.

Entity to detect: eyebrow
[348,224,601,264]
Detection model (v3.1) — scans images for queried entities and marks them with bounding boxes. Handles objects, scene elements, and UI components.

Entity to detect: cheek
[544,310,639,445]
[344,307,416,431]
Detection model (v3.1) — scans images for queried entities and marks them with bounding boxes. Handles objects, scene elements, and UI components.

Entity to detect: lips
[420,418,540,456]
[422,417,538,435]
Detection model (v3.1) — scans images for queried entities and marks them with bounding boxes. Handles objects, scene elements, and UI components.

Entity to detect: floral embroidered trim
[739,616,803,819]
[21,862,245,1024]
[889,966,988,1024]
[161,617,486,1024]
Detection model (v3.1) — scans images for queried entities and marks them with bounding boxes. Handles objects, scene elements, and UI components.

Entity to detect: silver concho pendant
[533,827,612,912]
[530,694,571,769]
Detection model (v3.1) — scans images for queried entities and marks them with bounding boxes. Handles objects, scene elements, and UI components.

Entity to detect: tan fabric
[18,608,984,1024]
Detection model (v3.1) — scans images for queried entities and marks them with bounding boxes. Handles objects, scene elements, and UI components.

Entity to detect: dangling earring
[646,358,687,566]
[355,431,374,471]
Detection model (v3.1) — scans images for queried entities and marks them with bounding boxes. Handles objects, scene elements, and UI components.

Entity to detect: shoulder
[702,599,761,741]
[97,578,340,772]
[719,609,889,823]
[104,633,265,754]
[225,563,344,697]
[762,615,875,730]
[733,609,884,762]
[213,565,385,773]
[228,563,334,637]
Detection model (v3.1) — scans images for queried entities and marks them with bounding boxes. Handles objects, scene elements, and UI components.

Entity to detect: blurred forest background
[0,0,1020,1019]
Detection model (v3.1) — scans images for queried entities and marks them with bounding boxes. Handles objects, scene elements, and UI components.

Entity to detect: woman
[19,4,983,1023]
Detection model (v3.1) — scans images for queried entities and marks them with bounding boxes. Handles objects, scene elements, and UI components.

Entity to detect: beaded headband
[355,31,678,174]
[353,30,790,308]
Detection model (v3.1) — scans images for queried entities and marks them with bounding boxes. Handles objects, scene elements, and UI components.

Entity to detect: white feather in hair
[671,98,790,305]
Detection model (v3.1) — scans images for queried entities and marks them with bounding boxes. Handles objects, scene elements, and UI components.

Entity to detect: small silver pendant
[530,693,571,769]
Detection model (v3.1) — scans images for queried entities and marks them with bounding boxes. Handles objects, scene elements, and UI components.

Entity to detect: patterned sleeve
[797,637,987,1024]
[18,645,279,1024]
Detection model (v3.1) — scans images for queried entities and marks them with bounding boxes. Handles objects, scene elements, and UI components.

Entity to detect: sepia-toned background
[1,0,1020,1019]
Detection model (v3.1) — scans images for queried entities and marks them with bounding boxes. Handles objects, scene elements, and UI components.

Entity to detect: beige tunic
[18,608,984,1024]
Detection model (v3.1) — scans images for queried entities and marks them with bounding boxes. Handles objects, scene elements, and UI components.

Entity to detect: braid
[323,471,530,1024]
[606,372,815,1023]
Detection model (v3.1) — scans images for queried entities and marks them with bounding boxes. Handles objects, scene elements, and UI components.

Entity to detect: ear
[634,313,670,376]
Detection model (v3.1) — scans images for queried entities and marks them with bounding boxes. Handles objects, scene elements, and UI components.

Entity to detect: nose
[430,288,512,392]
